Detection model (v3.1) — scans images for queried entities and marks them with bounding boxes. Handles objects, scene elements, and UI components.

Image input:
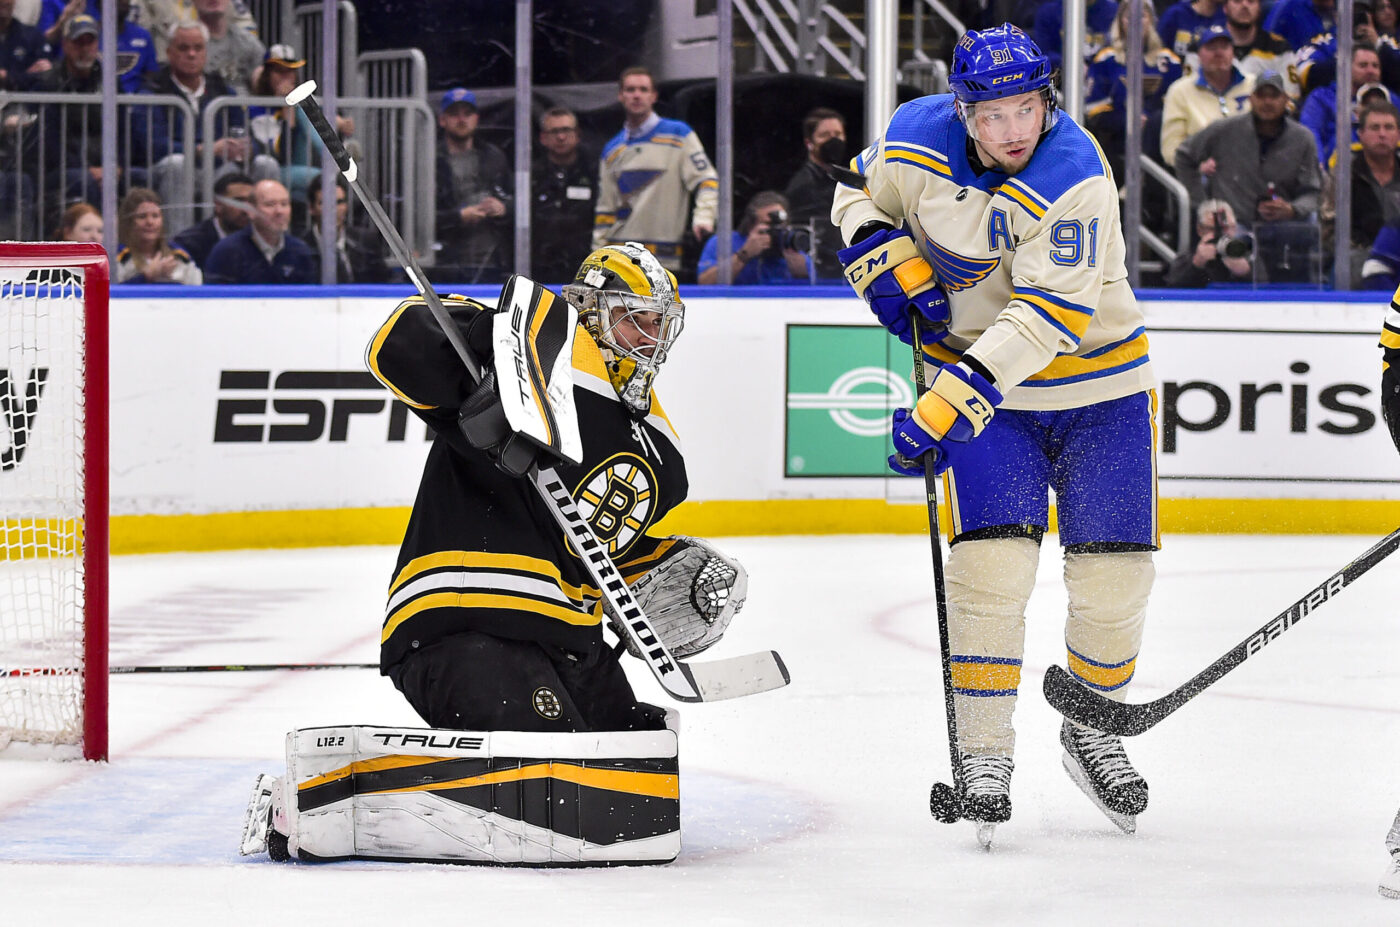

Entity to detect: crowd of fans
[5,0,1399,288]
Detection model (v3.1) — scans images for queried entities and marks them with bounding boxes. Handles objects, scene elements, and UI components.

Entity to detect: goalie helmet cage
[0,242,109,761]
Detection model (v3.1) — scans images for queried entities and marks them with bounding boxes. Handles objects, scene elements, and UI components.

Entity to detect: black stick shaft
[910,316,963,796]
[1043,525,1400,735]
[5,663,378,676]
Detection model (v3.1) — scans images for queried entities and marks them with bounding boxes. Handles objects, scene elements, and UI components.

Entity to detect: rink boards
[73,285,1400,551]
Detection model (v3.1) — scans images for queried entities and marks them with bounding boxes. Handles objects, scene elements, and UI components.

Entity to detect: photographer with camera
[1165,199,1258,285]
[696,190,812,285]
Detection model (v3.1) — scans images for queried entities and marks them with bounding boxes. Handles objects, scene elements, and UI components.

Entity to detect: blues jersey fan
[833,24,1158,840]
[238,243,747,866]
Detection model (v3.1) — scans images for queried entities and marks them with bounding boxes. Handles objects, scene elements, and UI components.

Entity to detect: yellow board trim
[102,498,1400,555]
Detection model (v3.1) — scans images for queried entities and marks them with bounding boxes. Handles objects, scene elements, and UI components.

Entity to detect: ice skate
[1379,852,1400,899]
[238,774,278,857]
[959,754,1013,848]
[1060,719,1148,834]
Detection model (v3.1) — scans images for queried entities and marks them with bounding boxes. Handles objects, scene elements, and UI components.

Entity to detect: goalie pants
[940,392,1158,756]
[388,630,668,733]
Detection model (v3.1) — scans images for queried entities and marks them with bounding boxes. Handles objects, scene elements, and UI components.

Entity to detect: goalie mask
[562,242,684,416]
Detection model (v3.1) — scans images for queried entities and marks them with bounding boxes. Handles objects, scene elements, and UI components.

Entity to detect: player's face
[964,91,1045,174]
[608,305,662,357]
[619,76,657,120]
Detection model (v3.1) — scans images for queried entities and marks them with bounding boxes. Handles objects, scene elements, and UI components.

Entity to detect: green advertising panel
[785,324,913,477]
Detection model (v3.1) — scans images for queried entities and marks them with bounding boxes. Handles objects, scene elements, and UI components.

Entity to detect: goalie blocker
[240,721,681,866]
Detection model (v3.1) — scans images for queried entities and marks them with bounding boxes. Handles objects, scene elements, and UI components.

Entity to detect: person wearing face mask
[783,107,849,278]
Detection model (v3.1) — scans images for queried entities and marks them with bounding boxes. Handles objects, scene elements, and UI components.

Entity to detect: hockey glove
[888,363,1002,476]
[607,536,748,659]
[457,369,544,478]
[838,228,949,345]
[1384,347,1400,456]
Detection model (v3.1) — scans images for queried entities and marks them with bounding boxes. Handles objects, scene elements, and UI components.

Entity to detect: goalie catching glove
[608,536,748,659]
[838,227,949,345]
[890,362,1002,476]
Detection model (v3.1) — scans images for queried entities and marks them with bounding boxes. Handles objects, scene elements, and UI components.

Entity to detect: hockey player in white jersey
[833,24,1157,837]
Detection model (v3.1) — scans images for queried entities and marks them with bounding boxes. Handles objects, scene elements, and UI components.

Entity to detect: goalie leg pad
[614,536,748,658]
[1063,551,1153,700]
[945,536,1039,756]
[279,725,680,866]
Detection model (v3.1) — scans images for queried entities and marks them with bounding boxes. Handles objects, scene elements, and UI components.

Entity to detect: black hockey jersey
[367,294,690,670]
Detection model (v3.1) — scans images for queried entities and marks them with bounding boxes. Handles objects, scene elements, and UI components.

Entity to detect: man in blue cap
[434,86,512,283]
[1160,22,1255,163]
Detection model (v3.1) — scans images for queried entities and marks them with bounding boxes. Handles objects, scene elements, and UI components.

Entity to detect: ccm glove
[457,369,544,478]
[838,228,949,345]
[888,363,1002,476]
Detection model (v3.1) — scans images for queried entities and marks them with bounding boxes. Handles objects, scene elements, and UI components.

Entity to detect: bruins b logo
[572,453,658,556]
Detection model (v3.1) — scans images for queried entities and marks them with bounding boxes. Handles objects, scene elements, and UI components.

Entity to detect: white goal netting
[0,263,94,757]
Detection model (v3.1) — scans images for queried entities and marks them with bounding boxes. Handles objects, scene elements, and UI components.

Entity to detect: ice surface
[3,535,1399,925]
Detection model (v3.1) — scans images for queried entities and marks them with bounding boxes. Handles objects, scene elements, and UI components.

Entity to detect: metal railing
[199,95,436,260]
[0,93,194,240]
[358,48,429,102]
[732,0,866,78]
[296,1,360,95]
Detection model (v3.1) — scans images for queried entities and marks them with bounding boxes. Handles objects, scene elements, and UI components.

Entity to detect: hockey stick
[5,662,377,676]
[1042,525,1400,736]
[907,317,965,825]
[287,81,788,703]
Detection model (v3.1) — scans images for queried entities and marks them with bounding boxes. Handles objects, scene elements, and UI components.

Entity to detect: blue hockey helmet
[949,25,1054,103]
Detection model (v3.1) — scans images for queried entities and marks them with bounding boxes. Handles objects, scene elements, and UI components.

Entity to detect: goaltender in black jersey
[366,241,747,734]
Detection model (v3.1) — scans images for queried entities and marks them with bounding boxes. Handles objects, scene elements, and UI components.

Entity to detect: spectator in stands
[170,169,251,268]
[1165,199,1258,284]
[0,0,52,90]
[114,186,201,284]
[299,172,389,284]
[1033,0,1117,70]
[594,66,718,276]
[1085,0,1182,179]
[192,0,261,94]
[1374,0,1399,40]
[1160,24,1255,164]
[39,0,155,93]
[135,19,246,233]
[203,177,315,284]
[1222,0,1299,97]
[434,86,511,284]
[1175,70,1322,280]
[782,106,846,279]
[138,0,259,63]
[696,190,811,285]
[249,45,352,208]
[1158,0,1226,58]
[56,199,100,240]
[1264,0,1336,49]
[1300,43,1398,165]
[29,14,146,223]
[1322,101,1400,283]
[529,106,596,284]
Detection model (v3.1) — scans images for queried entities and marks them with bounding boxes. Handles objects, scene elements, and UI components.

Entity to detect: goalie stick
[1042,525,1400,736]
[286,81,789,704]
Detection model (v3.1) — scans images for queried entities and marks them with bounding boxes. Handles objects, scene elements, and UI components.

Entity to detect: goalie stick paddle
[288,81,789,704]
[1042,525,1400,736]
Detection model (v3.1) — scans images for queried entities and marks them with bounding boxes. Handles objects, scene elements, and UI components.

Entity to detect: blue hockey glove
[888,363,1003,476]
[838,228,949,345]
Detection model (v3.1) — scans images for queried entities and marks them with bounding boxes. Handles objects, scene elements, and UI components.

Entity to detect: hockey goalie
[239,243,748,865]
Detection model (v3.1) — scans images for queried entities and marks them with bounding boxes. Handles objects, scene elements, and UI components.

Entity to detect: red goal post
[0,242,109,761]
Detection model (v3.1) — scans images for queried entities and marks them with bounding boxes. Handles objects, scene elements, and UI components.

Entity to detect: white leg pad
[945,537,1040,756]
[1063,551,1154,702]
[279,725,680,866]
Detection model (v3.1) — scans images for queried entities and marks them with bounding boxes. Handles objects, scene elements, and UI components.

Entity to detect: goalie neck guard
[949,24,1059,142]
[562,242,684,417]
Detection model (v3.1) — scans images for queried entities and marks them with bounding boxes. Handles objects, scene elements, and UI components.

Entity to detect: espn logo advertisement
[784,323,1398,487]
[213,370,429,443]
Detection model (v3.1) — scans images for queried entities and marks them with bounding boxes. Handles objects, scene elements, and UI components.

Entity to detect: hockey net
[0,243,108,761]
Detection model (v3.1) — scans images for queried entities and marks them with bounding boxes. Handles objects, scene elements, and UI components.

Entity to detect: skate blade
[1061,751,1137,835]
[239,774,276,856]
[1380,884,1400,900]
[975,822,996,849]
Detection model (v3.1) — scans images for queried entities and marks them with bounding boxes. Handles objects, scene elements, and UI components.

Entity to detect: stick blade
[686,650,790,702]
[1042,665,1156,737]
